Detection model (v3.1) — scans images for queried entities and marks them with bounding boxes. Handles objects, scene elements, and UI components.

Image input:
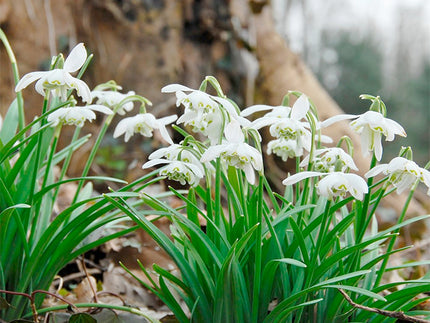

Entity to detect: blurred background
[273,0,430,165]
[0,0,428,173]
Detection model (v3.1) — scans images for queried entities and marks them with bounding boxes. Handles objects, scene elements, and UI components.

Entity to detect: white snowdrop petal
[320,114,357,128]
[15,71,47,92]
[291,95,310,121]
[365,164,387,178]
[224,120,244,143]
[142,159,170,169]
[87,104,113,115]
[161,84,195,93]
[240,104,276,117]
[158,114,178,125]
[157,124,174,145]
[373,132,383,161]
[113,118,130,138]
[200,145,223,163]
[64,43,87,73]
[282,171,324,186]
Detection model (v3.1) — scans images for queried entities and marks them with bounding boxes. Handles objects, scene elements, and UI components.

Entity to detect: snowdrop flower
[91,89,136,115]
[269,118,312,152]
[241,105,291,122]
[267,138,302,160]
[143,159,204,187]
[241,94,309,129]
[283,171,368,201]
[321,111,406,161]
[47,104,112,127]
[148,144,205,173]
[15,43,91,102]
[241,95,328,158]
[113,113,177,143]
[162,84,239,143]
[365,157,430,195]
[200,120,263,185]
[300,147,358,172]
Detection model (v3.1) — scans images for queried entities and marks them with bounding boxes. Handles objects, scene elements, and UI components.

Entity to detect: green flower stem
[251,177,263,323]
[52,127,81,202]
[303,200,332,290]
[29,125,62,243]
[296,199,331,322]
[25,97,49,228]
[357,187,386,243]
[204,169,215,235]
[356,154,377,241]
[295,157,301,203]
[373,181,418,287]
[348,154,377,276]
[214,159,229,251]
[314,200,332,266]
[25,302,160,322]
[72,114,115,205]
[0,28,25,131]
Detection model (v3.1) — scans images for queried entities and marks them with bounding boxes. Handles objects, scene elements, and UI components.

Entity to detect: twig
[53,268,102,285]
[0,289,78,322]
[79,256,99,303]
[338,288,430,323]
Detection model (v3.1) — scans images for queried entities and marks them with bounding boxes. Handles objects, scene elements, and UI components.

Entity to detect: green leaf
[385,260,430,271]
[69,313,97,323]
[0,98,19,144]
[372,214,430,239]
[273,258,307,268]
[268,298,324,323]
[0,203,31,219]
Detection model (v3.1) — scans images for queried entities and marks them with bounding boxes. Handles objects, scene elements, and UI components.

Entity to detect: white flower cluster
[15,43,177,142]
[321,110,406,161]
[162,84,240,144]
[15,43,429,198]
[366,157,430,195]
[16,43,92,103]
[143,144,205,187]
[241,95,319,160]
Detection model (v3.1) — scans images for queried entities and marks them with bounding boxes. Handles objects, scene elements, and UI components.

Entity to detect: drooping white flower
[113,113,177,143]
[317,172,368,200]
[283,171,368,200]
[15,43,91,102]
[267,138,302,160]
[91,89,136,115]
[300,147,358,172]
[269,118,312,152]
[321,111,406,161]
[148,144,205,174]
[241,95,329,159]
[242,94,309,127]
[200,120,263,185]
[162,84,239,143]
[365,157,430,195]
[47,104,112,127]
[143,158,204,187]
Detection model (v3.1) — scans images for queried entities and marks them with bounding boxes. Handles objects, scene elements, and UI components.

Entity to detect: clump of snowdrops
[0,32,161,321]
[1,32,430,322]
[108,79,430,321]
